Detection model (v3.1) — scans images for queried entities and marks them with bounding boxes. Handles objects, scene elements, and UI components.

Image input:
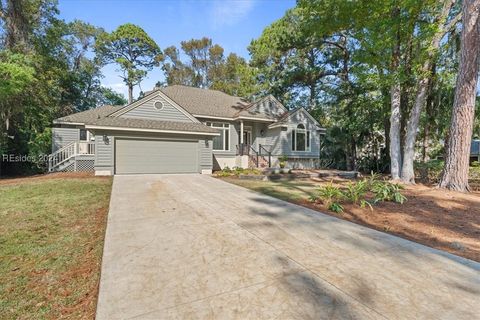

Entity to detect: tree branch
[445,12,462,32]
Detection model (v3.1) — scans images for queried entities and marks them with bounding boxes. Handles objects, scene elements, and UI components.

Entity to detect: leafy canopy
[96,23,162,89]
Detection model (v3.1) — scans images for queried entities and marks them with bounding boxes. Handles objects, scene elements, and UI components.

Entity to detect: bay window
[206,122,230,151]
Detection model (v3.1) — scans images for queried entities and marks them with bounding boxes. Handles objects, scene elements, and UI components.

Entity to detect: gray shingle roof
[87,117,219,134]
[159,85,251,118]
[54,105,121,124]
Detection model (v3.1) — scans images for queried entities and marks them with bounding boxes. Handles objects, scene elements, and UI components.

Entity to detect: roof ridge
[163,84,251,102]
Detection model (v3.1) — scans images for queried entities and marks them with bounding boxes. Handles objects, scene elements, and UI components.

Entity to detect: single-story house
[50,85,326,175]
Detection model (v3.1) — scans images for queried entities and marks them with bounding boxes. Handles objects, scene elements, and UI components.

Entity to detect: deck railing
[48,142,95,172]
[259,144,272,168]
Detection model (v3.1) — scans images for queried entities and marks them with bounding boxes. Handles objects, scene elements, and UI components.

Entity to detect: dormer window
[154,101,164,110]
[291,124,311,151]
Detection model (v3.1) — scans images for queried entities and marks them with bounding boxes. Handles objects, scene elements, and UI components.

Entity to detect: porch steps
[48,142,95,172]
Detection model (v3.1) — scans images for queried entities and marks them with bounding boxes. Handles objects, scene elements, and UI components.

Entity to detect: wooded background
[1,0,479,190]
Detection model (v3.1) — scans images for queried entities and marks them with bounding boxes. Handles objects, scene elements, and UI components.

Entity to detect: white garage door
[115,139,198,174]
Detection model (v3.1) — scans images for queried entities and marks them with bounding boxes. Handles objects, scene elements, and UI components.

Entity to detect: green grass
[220,177,318,202]
[0,175,112,319]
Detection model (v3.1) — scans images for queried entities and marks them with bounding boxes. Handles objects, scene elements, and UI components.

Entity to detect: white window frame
[79,128,89,141]
[291,124,311,152]
[206,122,230,151]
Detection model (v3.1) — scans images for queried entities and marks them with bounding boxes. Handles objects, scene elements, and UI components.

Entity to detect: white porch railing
[48,142,95,172]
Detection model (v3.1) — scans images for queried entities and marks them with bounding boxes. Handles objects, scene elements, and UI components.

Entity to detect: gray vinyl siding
[120,94,193,122]
[266,110,321,158]
[52,127,79,152]
[199,139,213,169]
[94,131,114,173]
[93,130,213,174]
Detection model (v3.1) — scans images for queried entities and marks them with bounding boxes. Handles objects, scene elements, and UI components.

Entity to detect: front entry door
[239,128,252,145]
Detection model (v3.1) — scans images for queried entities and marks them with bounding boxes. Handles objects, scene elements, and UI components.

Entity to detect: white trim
[235,116,276,122]
[239,125,253,145]
[205,121,231,151]
[268,123,288,129]
[193,114,235,121]
[154,101,164,110]
[95,170,112,176]
[196,114,278,123]
[110,91,200,123]
[291,124,311,152]
[53,121,85,126]
[84,125,220,136]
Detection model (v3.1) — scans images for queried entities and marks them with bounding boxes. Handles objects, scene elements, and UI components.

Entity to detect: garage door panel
[116,139,198,174]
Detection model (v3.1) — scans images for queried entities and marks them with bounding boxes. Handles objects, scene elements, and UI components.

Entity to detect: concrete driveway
[97,174,480,319]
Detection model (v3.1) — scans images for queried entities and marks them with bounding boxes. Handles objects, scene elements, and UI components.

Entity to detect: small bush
[343,180,368,204]
[312,182,344,209]
[329,202,344,213]
[217,166,261,177]
[371,181,407,204]
[415,160,444,183]
[312,175,407,214]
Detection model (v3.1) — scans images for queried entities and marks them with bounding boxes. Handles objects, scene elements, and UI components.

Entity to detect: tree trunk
[389,7,402,180]
[422,64,436,162]
[309,84,316,111]
[4,0,30,50]
[128,83,133,104]
[439,0,480,192]
[401,0,458,183]
[390,82,402,180]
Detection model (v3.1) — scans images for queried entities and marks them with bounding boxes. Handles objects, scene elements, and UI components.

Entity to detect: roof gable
[269,108,323,130]
[109,90,199,123]
[235,95,287,120]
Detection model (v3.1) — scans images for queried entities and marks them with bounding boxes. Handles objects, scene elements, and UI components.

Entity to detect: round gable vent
[154,101,164,110]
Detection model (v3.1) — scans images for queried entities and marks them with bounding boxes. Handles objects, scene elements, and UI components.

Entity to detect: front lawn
[220,176,480,262]
[0,173,112,319]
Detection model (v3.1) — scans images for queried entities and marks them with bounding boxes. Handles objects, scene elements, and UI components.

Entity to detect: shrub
[366,171,382,187]
[278,155,288,169]
[217,166,261,177]
[343,180,368,204]
[217,166,233,177]
[329,202,344,213]
[371,181,407,204]
[312,182,344,210]
[414,160,444,183]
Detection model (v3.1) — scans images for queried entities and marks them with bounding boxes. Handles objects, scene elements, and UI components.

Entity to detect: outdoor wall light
[103,135,109,144]
[260,129,265,136]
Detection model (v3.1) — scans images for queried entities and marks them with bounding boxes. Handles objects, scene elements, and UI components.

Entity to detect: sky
[58,0,295,98]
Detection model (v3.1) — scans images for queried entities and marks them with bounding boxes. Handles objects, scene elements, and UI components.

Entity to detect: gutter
[84,125,220,136]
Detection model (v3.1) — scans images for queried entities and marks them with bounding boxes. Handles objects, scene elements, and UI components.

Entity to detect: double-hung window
[206,122,230,151]
[291,124,310,151]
